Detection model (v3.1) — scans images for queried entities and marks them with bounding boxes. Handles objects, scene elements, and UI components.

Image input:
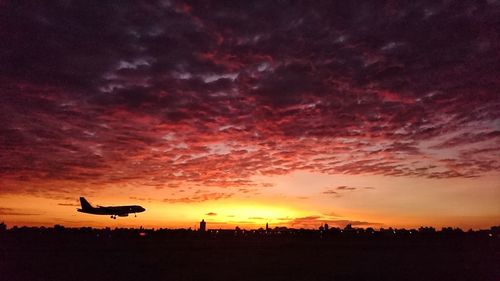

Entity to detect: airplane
[77,197,145,219]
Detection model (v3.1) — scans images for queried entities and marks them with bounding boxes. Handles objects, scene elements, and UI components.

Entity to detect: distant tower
[324,223,329,231]
[199,219,206,232]
[266,223,269,232]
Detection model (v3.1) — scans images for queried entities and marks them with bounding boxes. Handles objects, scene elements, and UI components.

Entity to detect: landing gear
[134,213,137,217]
[110,215,116,219]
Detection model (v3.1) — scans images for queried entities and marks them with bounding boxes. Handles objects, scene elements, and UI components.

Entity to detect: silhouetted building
[199,219,206,232]
[324,223,329,231]
[266,223,269,232]
[0,222,6,232]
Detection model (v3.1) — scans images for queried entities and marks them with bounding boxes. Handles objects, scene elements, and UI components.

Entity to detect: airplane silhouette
[77,197,145,219]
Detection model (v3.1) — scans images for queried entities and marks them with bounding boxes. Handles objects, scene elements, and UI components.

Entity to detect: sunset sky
[1,1,499,230]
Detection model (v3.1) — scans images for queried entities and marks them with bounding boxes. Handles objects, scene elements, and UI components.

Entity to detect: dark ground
[1,232,499,281]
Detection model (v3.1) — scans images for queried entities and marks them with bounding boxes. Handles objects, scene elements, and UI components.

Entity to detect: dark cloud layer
[0,207,40,216]
[322,185,374,198]
[289,216,379,228]
[1,1,499,195]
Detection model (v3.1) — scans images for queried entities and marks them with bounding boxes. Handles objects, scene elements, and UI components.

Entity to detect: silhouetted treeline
[1,222,498,240]
[1,222,499,281]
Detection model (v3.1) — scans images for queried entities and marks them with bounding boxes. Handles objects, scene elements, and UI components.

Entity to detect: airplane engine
[118,214,129,217]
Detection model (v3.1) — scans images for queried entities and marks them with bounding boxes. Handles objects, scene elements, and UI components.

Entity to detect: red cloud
[163,192,233,204]
[1,1,499,197]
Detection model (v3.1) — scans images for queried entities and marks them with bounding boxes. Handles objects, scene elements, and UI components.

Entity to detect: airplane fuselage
[77,197,145,219]
[77,205,145,216]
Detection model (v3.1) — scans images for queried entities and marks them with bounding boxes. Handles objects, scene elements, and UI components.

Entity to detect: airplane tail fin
[79,197,93,210]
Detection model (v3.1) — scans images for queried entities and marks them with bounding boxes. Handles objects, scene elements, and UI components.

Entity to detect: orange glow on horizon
[1,171,499,230]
